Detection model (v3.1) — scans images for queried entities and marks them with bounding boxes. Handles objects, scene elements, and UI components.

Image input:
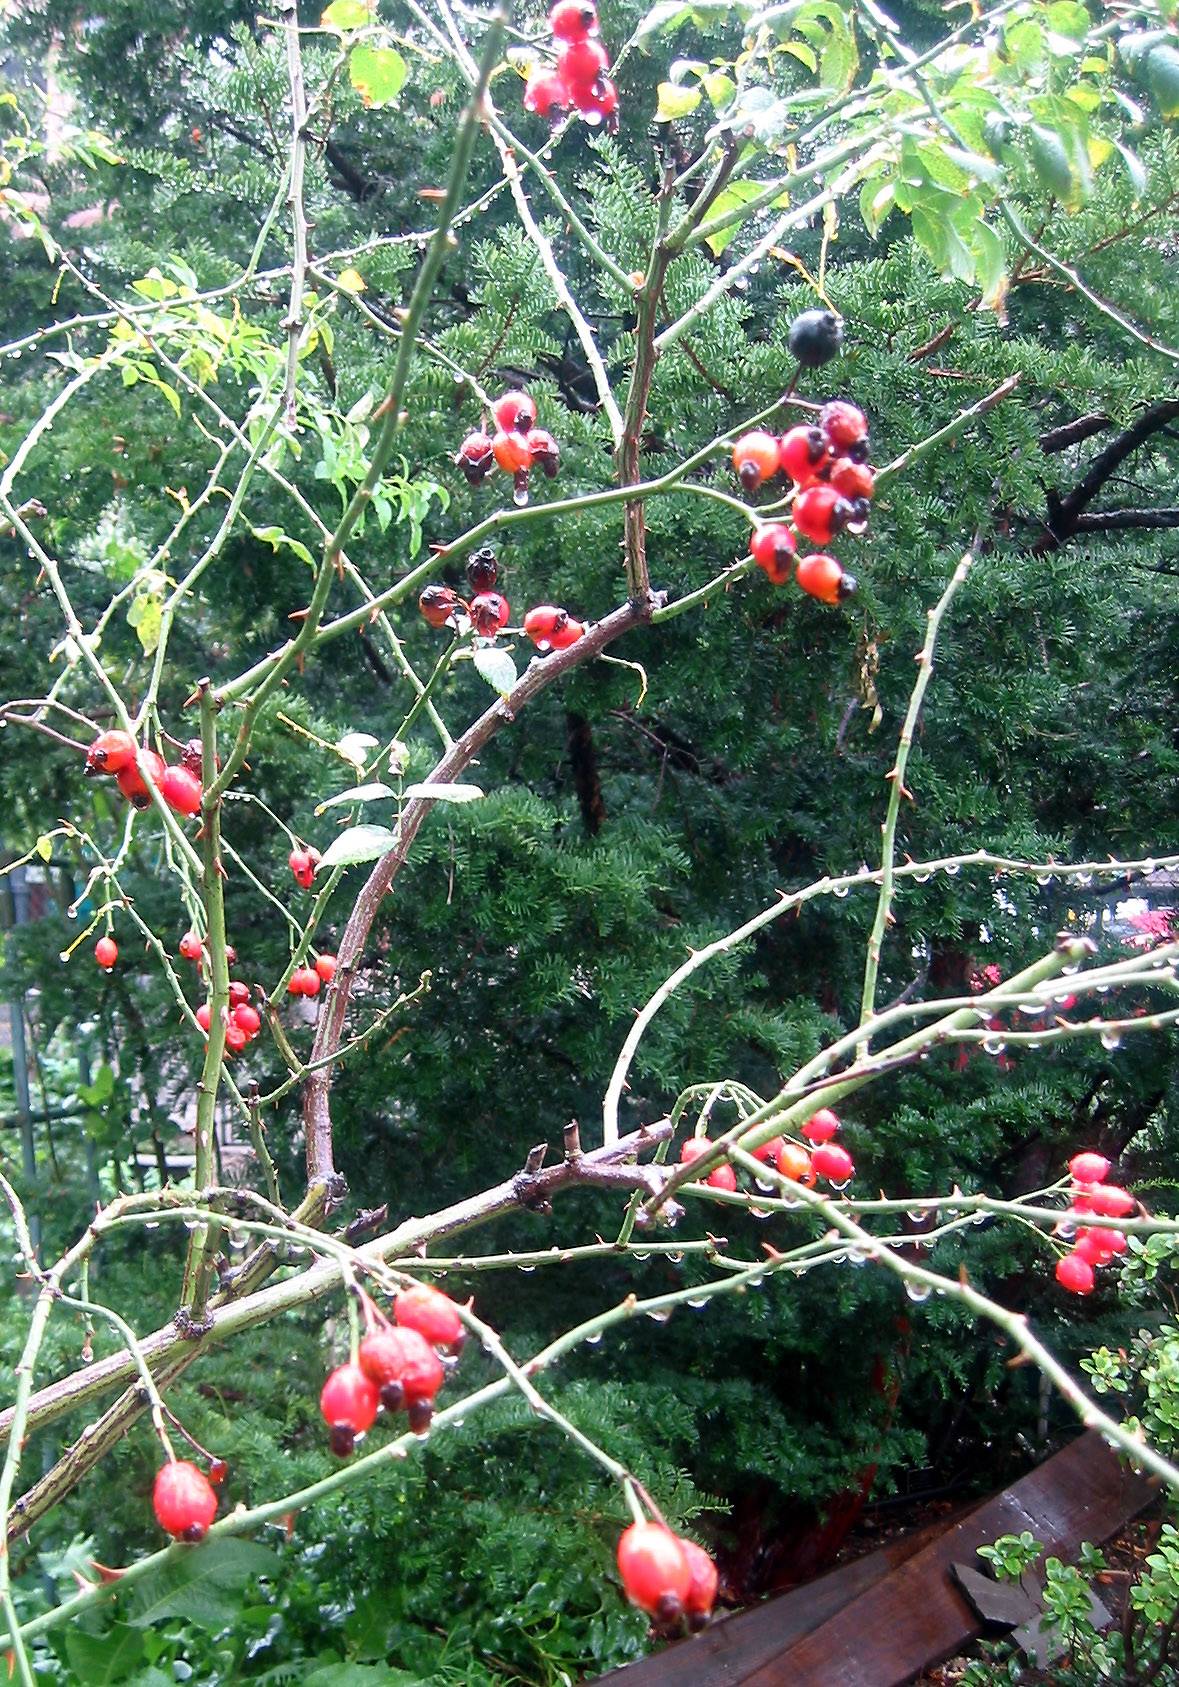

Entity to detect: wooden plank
[738,1433,1155,1687]
[594,1434,1156,1687]
[588,1515,956,1686]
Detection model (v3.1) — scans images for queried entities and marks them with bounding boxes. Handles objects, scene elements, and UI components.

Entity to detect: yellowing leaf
[349,45,408,107]
[336,267,366,294]
[322,0,372,29]
[655,81,701,120]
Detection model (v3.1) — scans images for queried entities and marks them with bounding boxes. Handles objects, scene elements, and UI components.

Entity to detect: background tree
[1,0,1178,1678]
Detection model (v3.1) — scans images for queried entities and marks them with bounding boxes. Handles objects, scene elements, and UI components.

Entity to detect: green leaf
[315,783,396,813]
[704,179,771,254]
[402,782,485,803]
[250,524,316,569]
[65,1624,145,1684]
[1027,124,1076,200]
[1145,43,1179,117]
[471,645,518,696]
[655,81,701,120]
[322,0,373,28]
[972,221,1008,309]
[859,174,895,237]
[303,1665,421,1685]
[634,0,704,40]
[316,825,399,870]
[35,834,53,862]
[127,1540,277,1630]
[349,45,408,108]
[1114,140,1147,199]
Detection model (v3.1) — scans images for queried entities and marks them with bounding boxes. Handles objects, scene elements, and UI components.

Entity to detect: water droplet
[750,1205,774,1220]
[585,1330,603,1345]
[645,1307,672,1323]
[390,1442,409,1459]
[982,1035,1006,1056]
[833,883,850,899]
[632,1251,650,1262]
[755,1176,775,1193]
[1100,1027,1122,1051]
[145,1221,160,1231]
[913,869,932,883]
[944,863,961,877]
[907,1208,933,1227]
[686,1296,709,1309]
[846,1245,868,1266]
[905,1281,932,1303]
[512,485,529,507]
[517,1264,536,1273]
[1055,1220,1077,1241]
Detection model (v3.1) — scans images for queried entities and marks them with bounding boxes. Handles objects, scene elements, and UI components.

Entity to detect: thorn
[88,1559,127,1582]
[288,608,310,622]
[182,688,201,709]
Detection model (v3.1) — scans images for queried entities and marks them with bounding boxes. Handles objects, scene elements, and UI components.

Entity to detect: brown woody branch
[1037,398,1179,552]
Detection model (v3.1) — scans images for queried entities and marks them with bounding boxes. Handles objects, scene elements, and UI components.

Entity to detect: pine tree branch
[1039,413,1112,454]
[1071,507,1179,533]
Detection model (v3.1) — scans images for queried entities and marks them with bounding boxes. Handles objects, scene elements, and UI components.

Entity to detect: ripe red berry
[1088,1184,1135,1218]
[617,1522,690,1620]
[160,764,203,818]
[394,1283,465,1349]
[465,547,499,593]
[196,1003,212,1033]
[207,1459,229,1487]
[750,523,796,585]
[152,1460,219,1541]
[179,931,202,962]
[288,846,320,890]
[792,484,852,546]
[550,0,598,40]
[1069,1152,1110,1185]
[491,390,537,434]
[557,36,609,91]
[749,1137,784,1164]
[525,428,560,477]
[289,966,321,998]
[225,1022,248,1053]
[829,458,875,501]
[731,429,781,492]
[801,1108,840,1144]
[469,592,510,638]
[574,75,619,126]
[233,1003,261,1037]
[1075,1226,1125,1266]
[681,1538,718,1623]
[227,981,250,1008]
[679,1137,737,1191]
[775,1141,814,1183]
[524,68,571,120]
[116,749,165,809]
[316,953,337,983]
[358,1326,445,1417]
[524,605,562,645]
[820,400,869,450]
[549,616,585,650]
[811,1142,854,1184]
[419,584,464,629]
[94,936,118,971]
[778,425,829,487]
[491,430,532,474]
[84,729,136,776]
[320,1361,380,1456]
[456,430,495,485]
[1056,1251,1095,1295]
[796,552,855,605]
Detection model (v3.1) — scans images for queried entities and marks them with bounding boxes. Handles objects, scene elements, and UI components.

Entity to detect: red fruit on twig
[796,552,855,605]
[153,1460,218,1540]
[1056,1252,1095,1295]
[320,1362,380,1457]
[750,523,796,585]
[84,730,136,776]
[160,764,203,817]
[617,1521,690,1620]
[731,429,780,492]
[116,750,165,810]
[94,936,118,971]
[395,1283,465,1348]
[491,390,537,435]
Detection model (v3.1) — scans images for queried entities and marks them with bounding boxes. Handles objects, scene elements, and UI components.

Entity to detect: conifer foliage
[1,0,1178,1677]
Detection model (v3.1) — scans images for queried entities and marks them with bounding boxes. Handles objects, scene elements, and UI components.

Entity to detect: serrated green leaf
[704,179,771,254]
[127,1541,277,1630]
[1027,124,1075,200]
[471,644,518,695]
[65,1624,145,1684]
[315,783,395,813]
[349,45,408,107]
[402,782,485,803]
[316,825,399,869]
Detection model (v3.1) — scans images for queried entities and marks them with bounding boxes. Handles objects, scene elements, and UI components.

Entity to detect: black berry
[787,309,843,368]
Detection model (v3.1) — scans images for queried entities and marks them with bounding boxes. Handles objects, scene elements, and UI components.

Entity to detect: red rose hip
[153,1460,219,1540]
[160,764,203,817]
[750,523,796,585]
[1056,1252,1095,1295]
[796,553,855,605]
[94,936,118,971]
[731,429,780,492]
[617,1521,690,1620]
[394,1283,465,1349]
[84,729,136,776]
[320,1361,380,1456]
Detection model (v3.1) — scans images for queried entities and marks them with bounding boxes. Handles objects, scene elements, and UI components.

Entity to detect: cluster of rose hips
[523,1,618,132]
[736,400,876,607]
[84,729,204,816]
[1055,1152,1137,1295]
[455,390,560,507]
[617,1519,717,1634]
[188,947,263,1053]
[288,952,336,999]
[320,1284,465,1454]
[679,1107,854,1191]
[420,547,588,655]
